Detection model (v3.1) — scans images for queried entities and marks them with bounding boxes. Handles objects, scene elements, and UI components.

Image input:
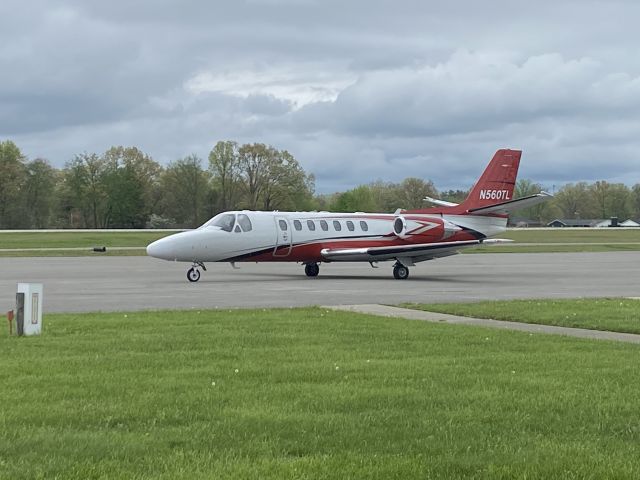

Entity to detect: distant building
[547,218,639,228]
[620,219,640,227]
[547,219,606,228]
[594,219,615,228]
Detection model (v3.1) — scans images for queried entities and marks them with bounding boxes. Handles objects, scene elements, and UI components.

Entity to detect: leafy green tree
[101,165,146,227]
[260,149,315,211]
[102,146,162,227]
[368,180,402,212]
[329,185,377,212]
[591,181,611,219]
[159,155,212,227]
[439,189,469,204]
[59,153,109,228]
[603,183,631,220]
[237,143,274,210]
[515,179,542,199]
[513,179,556,223]
[57,147,161,228]
[312,193,333,211]
[0,140,27,228]
[366,178,438,212]
[57,158,86,228]
[631,185,640,220]
[587,181,630,220]
[25,158,58,228]
[553,182,598,219]
[208,141,241,211]
[397,177,438,209]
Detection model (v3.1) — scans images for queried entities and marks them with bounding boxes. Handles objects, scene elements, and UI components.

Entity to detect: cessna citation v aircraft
[147,149,551,281]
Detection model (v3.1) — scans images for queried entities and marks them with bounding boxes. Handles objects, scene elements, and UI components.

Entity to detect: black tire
[393,264,409,280]
[187,267,201,282]
[305,263,320,277]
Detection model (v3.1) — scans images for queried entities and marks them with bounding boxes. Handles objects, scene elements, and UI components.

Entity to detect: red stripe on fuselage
[234,229,481,263]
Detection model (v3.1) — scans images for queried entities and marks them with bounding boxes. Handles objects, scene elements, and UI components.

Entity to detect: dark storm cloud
[2,0,640,192]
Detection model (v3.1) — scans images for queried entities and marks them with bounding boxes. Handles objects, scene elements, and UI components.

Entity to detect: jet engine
[393,216,407,237]
[395,217,462,242]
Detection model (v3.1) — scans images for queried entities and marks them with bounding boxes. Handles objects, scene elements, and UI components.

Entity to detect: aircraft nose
[146,237,175,260]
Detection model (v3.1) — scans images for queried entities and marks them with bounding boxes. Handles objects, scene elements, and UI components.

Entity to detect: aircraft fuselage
[146,210,507,264]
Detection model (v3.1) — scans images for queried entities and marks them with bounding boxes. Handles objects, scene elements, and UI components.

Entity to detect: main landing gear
[304,263,320,277]
[392,262,410,280]
[187,261,206,282]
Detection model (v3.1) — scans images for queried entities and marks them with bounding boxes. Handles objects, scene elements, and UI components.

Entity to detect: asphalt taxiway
[0,252,638,313]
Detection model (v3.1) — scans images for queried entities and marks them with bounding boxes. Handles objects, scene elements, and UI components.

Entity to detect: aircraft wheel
[393,264,409,280]
[187,267,201,282]
[305,263,320,277]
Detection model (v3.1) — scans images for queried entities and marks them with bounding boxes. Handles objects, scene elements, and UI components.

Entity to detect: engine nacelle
[393,216,407,237]
[396,217,462,241]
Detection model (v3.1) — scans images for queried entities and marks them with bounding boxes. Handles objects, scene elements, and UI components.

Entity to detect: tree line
[0,140,316,229]
[1,139,639,229]
[324,178,640,224]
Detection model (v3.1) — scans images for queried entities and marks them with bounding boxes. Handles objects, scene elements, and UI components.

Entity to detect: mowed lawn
[1,308,640,479]
[403,298,640,334]
[470,228,640,253]
[0,231,177,249]
[500,228,640,244]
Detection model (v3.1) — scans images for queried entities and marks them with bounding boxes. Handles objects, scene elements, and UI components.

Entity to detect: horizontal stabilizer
[468,192,553,215]
[423,196,459,207]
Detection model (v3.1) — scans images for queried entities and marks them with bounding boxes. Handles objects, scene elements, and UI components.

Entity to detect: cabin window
[320,220,328,231]
[307,220,316,231]
[237,214,252,232]
[279,220,288,231]
[333,220,342,231]
[346,220,355,231]
[294,220,302,231]
[360,221,369,232]
[209,213,236,232]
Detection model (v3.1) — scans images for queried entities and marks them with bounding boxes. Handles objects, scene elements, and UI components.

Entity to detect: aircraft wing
[467,192,553,215]
[321,239,483,264]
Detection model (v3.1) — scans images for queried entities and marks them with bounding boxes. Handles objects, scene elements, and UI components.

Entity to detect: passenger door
[273,216,292,257]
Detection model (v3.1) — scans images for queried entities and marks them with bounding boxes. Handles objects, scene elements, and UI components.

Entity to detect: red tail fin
[458,149,521,211]
[406,149,521,215]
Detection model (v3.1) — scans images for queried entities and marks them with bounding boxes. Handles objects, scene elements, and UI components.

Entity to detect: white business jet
[147,149,551,281]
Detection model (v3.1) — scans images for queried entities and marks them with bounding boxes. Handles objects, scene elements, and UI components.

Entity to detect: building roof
[547,219,606,227]
[620,219,640,227]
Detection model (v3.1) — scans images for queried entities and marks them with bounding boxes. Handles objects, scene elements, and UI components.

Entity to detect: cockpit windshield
[201,213,236,232]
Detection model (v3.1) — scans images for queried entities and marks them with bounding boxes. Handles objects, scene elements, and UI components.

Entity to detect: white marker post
[16,283,43,336]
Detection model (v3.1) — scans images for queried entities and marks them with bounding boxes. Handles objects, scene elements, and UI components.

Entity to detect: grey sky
[2,0,639,193]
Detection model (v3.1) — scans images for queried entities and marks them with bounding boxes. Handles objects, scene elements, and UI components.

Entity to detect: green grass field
[499,228,640,243]
[402,298,640,334]
[2,306,640,479]
[470,228,640,254]
[1,228,639,256]
[0,231,176,250]
[470,243,640,254]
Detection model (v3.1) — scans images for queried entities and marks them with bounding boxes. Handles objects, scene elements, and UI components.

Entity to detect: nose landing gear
[187,261,206,282]
[187,268,201,282]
